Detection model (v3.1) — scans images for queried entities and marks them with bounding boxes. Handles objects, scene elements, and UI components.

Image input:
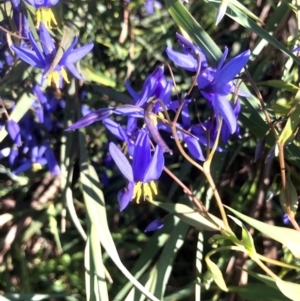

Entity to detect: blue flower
[33,84,65,130]
[23,0,59,28]
[145,0,162,14]
[11,22,94,88]
[144,219,164,232]
[12,144,60,175]
[109,131,164,211]
[67,108,113,131]
[126,65,172,108]
[166,33,208,72]
[197,47,250,134]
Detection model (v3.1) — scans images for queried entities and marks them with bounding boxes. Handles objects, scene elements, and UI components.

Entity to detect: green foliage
[2,0,300,301]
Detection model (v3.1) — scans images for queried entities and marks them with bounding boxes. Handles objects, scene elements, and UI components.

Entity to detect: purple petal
[166,47,198,72]
[31,146,39,161]
[214,49,250,87]
[185,136,205,161]
[33,85,48,104]
[181,101,191,128]
[132,131,151,181]
[66,64,82,80]
[28,31,45,64]
[118,181,134,211]
[145,0,155,14]
[44,0,60,6]
[126,117,137,136]
[7,120,22,146]
[282,213,290,225]
[109,142,134,182]
[125,79,139,101]
[11,45,44,68]
[38,145,47,158]
[63,43,94,65]
[39,22,56,55]
[143,145,164,182]
[61,36,79,60]
[212,95,237,134]
[215,47,228,74]
[103,118,126,141]
[81,105,92,116]
[176,33,198,53]
[12,160,32,174]
[9,147,19,165]
[144,219,164,232]
[67,108,112,130]
[114,105,144,116]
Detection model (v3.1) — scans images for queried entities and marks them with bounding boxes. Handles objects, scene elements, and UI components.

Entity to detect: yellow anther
[143,183,153,202]
[132,181,158,204]
[133,182,142,203]
[47,69,70,88]
[32,163,43,171]
[150,181,158,195]
[158,112,164,119]
[36,8,57,29]
[60,69,70,84]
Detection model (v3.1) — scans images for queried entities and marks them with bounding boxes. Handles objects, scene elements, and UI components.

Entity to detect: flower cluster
[68,33,250,213]
[0,2,94,177]
[11,22,94,89]
[0,85,63,175]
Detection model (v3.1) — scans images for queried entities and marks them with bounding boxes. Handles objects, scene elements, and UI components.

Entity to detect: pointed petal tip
[144,219,164,232]
[66,108,112,131]
[118,182,134,211]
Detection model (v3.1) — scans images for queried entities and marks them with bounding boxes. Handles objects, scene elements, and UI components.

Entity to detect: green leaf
[279,177,298,218]
[79,128,160,301]
[47,203,62,254]
[230,284,290,301]
[230,0,264,24]
[151,201,224,231]
[163,0,222,64]
[0,294,71,301]
[205,252,228,291]
[257,80,299,94]
[276,279,300,301]
[278,105,300,145]
[152,218,189,299]
[208,0,300,65]
[225,206,300,258]
[90,225,109,301]
[228,215,256,257]
[80,64,116,87]
[113,215,177,301]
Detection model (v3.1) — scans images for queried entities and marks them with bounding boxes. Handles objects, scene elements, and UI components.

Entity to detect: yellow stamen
[133,181,158,203]
[60,69,70,84]
[36,8,57,29]
[133,182,142,203]
[32,163,43,171]
[150,181,158,195]
[47,69,70,88]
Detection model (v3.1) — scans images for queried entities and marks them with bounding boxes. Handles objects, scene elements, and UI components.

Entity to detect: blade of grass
[79,128,161,301]
[113,215,178,301]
